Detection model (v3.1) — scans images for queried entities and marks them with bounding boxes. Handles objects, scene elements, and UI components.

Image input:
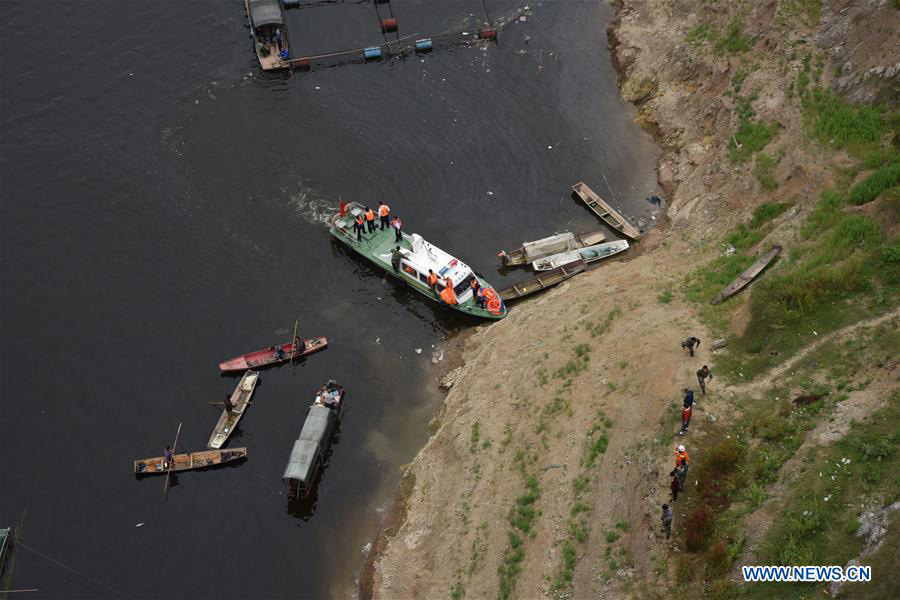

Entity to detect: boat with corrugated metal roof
[283,381,345,498]
[245,0,292,71]
[329,201,507,319]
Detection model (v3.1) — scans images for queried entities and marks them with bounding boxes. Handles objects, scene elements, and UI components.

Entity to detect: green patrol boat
[329,202,507,319]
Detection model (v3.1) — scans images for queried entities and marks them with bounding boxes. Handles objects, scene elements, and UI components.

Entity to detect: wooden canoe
[208,370,260,449]
[219,337,327,372]
[499,230,607,266]
[134,448,247,475]
[571,181,641,240]
[710,245,782,304]
[499,260,585,301]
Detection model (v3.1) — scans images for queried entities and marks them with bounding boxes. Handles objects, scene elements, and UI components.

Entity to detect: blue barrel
[415,38,433,52]
[364,47,382,60]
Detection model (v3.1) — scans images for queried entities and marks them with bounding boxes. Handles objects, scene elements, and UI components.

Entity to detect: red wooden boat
[219,337,328,372]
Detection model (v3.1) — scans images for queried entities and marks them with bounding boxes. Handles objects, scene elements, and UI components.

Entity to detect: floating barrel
[364,46,383,60]
[380,17,398,33]
[477,26,497,41]
[415,38,433,52]
[294,58,311,71]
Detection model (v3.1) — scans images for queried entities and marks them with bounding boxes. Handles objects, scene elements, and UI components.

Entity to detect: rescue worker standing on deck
[427,269,439,296]
[391,246,404,272]
[354,213,364,242]
[365,206,376,233]
[392,216,403,242]
[378,201,391,230]
[439,276,457,305]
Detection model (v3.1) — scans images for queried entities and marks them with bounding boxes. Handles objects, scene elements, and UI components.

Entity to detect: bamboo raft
[571,181,641,240]
[134,448,247,475]
[498,260,585,301]
[208,370,260,449]
[710,245,782,304]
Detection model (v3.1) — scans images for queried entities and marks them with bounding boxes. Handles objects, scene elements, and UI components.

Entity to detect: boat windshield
[454,274,477,297]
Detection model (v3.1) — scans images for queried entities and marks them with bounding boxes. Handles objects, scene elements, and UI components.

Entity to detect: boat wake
[287,180,335,225]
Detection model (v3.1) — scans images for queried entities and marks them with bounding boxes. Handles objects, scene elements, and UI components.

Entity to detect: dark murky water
[0,1,659,597]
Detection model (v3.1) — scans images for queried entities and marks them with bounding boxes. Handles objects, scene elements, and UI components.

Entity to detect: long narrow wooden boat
[710,245,782,304]
[208,370,260,449]
[134,448,247,475]
[498,230,606,266]
[571,181,642,240]
[498,260,585,301]
[245,0,293,71]
[532,240,629,271]
[219,337,327,372]
[283,381,345,498]
[329,201,507,319]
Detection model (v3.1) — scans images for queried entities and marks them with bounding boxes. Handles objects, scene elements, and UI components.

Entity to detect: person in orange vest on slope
[674,444,690,469]
[391,216,403,242]
[439,276,457,305]
[365,206,376,233]
[427,269,439,296]
[354,213,365,242]
[378,201,391,230]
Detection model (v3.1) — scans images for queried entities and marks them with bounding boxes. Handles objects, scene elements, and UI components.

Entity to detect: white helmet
[677,445,685,452]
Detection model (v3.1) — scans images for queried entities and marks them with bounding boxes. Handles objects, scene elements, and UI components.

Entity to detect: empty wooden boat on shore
[571,181,642,240]
[208,370,260,449]
[219,337,328,372]
[498,260,585,301]
[710,245,782,304]
[533,240,629,271]
[498,230,606,266]
[283,381,345,498]
[134,448,247,475]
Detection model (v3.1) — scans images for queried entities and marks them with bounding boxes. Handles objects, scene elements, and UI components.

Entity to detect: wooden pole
[163,422,182,498]
[289,320,299,364]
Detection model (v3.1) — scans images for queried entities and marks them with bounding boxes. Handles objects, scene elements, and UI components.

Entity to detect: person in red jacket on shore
[679,404,692,436]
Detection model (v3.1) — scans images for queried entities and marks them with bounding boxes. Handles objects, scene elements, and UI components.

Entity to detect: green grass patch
[715,14,752,55]
[685,23,717,48]
[848,162,900,206]
[803,86,887,155]
[753,153,780,191]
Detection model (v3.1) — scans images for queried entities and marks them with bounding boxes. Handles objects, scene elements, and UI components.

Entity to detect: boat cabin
[283,403,339,498]
[396,234,479,303]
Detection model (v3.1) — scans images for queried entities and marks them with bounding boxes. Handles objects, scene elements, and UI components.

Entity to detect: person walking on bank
[674,444,690,470]
[681,336,701,357]
[661,504,673,540]
[670,472,680,502]
[683,388,694,409]
[365,206,376,233]
[378,201,391,230]
[679,404,692,436]
[697,365,712,395]
[391,216,403,242]
[676,458,689,491]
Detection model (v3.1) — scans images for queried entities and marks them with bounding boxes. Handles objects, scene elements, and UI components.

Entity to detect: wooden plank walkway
[571,181,641,240]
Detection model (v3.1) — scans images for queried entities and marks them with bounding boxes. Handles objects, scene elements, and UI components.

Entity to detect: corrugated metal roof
[248,0,283,28]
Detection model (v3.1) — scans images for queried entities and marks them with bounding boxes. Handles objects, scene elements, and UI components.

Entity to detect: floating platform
[498,260,585,302]
[710,245,782,304]
[571,181,641,240]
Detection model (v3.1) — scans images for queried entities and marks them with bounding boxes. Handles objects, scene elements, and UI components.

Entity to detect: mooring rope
[17,541,135,600]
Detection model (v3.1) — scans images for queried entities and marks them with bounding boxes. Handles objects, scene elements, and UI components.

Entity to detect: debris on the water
[432,349,444,364]
[135,523,145,528]
[547,145,553,149]
[363,542,372,555]
[375,337,381,345]
[415,348,422,354]
[487,191,494,195]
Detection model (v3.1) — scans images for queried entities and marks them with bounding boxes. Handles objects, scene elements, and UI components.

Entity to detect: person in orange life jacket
[378,201,391,230]
[674,444,689,469]
[427,270,439,296]
[391,216,403,242]
[679,404,692,436]
[439,277,457,305]
[365,206,376,233]
[470,278,483,306]
[354,213,364,241]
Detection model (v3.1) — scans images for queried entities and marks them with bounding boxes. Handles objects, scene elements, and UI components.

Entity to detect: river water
[0,1,659,597]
